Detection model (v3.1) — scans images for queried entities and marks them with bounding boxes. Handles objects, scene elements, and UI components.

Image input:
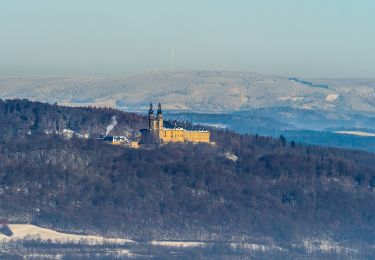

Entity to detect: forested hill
[0,98,146,138]
[0,99,375,246]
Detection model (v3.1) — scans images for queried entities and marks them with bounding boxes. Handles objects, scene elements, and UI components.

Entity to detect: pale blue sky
[0,0,374,77]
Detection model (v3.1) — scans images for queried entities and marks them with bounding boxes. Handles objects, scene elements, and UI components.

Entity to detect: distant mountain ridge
[0,70,374,114]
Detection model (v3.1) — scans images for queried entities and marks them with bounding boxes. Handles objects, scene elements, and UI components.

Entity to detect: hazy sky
[0,0,374,77]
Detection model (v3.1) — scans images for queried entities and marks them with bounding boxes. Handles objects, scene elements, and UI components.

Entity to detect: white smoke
[106,116,118,136]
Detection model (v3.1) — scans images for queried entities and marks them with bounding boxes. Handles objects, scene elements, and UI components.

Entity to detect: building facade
[148,103,210,143]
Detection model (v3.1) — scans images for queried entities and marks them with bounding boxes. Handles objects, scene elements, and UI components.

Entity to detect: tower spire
[148,103,155,131]
[157,103,162,115]
[149,103,154,114]
[156,103,163,134]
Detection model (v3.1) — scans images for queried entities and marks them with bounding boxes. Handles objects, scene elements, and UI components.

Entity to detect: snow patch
[230,243,285,252]
[150,241,206,248]
[62,129,75,139]
[303,239,357,254]
[279,96,304,102]
[61,129,90,139]
[325,94,339,102]
[200,123,228,129]
[107,249,135,257]
[225,152,238,162]
[22,253,63,259]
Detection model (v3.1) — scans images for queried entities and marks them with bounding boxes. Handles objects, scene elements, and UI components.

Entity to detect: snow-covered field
[334,131,375,137]
[0,224,368,258]
[0,224,134,245]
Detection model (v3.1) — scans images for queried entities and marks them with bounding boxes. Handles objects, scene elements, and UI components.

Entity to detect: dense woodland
[0,99,375,244]
[0,99,146,138]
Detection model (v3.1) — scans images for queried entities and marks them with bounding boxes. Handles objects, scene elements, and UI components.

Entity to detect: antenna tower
[171,46,175,70]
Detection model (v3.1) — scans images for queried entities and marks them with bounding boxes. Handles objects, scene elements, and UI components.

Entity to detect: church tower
[156,103,163,130]
[148,103,155,131]
[156,103,163,138]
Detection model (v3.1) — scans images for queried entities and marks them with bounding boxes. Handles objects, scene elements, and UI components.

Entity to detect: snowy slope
[0,224,133,245]
[0,70,374,114]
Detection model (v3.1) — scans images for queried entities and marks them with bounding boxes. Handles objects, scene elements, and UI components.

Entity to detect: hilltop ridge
[0,70,374,114]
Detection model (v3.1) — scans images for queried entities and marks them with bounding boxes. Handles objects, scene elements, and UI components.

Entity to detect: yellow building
[148,103,211,143]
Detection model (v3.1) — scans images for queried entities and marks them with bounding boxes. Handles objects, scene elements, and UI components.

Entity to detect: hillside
[1,99,375,255]
[0,71,374,114]
[0,99,146,139]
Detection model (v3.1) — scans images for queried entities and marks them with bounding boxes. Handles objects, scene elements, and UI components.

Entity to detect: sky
[0,0,374,78]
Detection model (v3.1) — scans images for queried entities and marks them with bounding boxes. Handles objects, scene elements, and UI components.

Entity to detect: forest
[0,99,375,245]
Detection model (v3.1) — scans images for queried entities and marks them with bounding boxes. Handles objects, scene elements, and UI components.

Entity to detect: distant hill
[0,71,374,114]
[0,99,375,254]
